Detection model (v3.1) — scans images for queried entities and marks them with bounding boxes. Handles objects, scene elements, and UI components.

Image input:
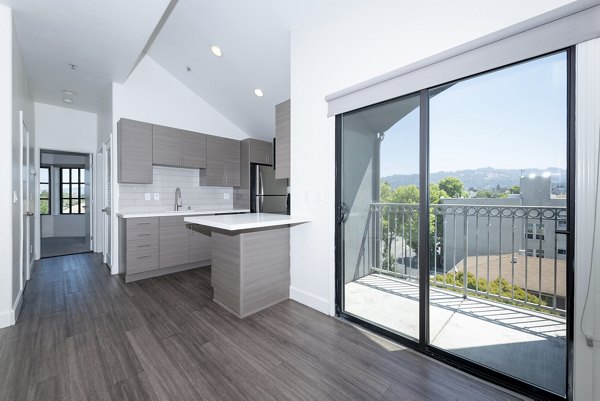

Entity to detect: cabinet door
[275,100,290,179]
[189,224,211,264]
[202,135,226,186]
[181,131,207,169]
[153,124,182,167]
[118,119,153,183]
[249,139,272,165]
[224,137,240,187]
[159,217,190,268]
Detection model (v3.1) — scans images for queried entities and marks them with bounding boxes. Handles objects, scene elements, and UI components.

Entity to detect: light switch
[13,190,18,203]
[224,193,230,200]
[144,193,151,201]
[153,193,160,201]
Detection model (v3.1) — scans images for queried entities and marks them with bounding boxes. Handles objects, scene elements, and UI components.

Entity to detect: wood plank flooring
[0,253,523,400]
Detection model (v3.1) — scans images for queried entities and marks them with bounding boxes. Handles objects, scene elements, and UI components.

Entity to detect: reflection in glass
[341,93,421,341]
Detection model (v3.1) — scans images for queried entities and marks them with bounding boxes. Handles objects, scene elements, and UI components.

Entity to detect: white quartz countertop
[116,209,250,219]
[184,213,309,231]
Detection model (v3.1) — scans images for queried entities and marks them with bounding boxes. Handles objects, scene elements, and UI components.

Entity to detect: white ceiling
[148,0,332,140]
[1,0,171,112]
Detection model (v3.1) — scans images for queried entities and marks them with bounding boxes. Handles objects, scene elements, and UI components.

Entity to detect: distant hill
[381,167,566,190]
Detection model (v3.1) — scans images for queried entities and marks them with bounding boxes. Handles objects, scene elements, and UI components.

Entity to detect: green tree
[475,190,497,198]
[508,185,520,194]
[438,177,465,198]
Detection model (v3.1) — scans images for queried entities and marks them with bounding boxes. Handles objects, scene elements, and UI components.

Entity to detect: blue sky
[379,52,567,177]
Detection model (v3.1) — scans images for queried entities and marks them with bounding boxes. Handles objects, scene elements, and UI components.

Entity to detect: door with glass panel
[427,51,569,396]
[339,93,421,341]
[337,50,570,398]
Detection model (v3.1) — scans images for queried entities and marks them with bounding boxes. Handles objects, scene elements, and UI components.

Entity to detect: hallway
[0,254,521,400]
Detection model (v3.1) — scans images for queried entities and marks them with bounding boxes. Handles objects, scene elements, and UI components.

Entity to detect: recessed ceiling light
[254,89,264,97]
[210,45,223,57]
[63,97,73,104]
[62,89,76,96]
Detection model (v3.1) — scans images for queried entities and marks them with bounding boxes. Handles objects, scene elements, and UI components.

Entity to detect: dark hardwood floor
[0,253,522,400]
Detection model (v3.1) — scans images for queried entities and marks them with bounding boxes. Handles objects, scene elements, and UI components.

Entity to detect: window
[526,222,545,240]
[526,248,545,258]
[40,167,50,215]
[60,168,85,214]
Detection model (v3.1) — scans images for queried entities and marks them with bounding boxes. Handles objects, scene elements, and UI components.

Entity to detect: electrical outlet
[144,193,151,201]
[224,193,230,200]
[586,337,594,347]
[154,193,160,201]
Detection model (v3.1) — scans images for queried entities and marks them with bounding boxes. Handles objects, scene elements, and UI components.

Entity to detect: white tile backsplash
[118,166,234,213]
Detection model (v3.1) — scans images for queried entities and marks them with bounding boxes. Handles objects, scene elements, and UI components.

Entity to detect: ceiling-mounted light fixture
[210,45,223,57]
[186,66,192,72]
[62,90,76,96]
[68,63,77,71]
[63,97,74,104]
[254,89,264,97]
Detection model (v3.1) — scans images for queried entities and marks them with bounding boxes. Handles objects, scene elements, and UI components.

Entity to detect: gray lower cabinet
[275,100,290,179]
[121,216,211,282]
[120,217,159,276]
[159,216,190,268]
[201,135,240,187]
[153,124,207,169]
[118,119,153,184]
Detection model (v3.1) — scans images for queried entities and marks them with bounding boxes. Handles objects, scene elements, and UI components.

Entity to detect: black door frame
[335,47,575,401]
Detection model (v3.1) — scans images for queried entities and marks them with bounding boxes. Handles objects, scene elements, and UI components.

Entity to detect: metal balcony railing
[362,203,567,315]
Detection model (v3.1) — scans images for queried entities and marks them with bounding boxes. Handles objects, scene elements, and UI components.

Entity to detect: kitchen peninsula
[184,213,309,318]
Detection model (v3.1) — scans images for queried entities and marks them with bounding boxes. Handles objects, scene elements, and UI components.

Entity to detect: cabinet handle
[136,244,151,248]
[137,233,150,237]
[179,155,182,166]
[136,255,151,259]
[137,222,151,225]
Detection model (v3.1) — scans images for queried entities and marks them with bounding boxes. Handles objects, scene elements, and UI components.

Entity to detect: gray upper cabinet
[248,139,273,165]
[181,130,207,168]
[118,119,153,184]
[275,100,290,179]
[153,125,181,167]
[153,124,207,169]
[201,135,240,187]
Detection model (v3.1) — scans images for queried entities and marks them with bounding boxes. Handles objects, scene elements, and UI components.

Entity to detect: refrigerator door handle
[259,169,265,213]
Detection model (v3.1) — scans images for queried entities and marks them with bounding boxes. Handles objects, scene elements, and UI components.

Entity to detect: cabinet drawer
[159,216,185,227]
[127,217,158,228]
[126,249,159,274]
[126,237,158,251]
[126,228,158,242]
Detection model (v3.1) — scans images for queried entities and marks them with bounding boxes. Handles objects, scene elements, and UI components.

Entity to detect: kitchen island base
[211,227,290,318]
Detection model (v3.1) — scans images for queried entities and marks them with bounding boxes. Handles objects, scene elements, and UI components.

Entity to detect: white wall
[0,4,14,328]
[96,87,112,254]
[110,55,251,274]
[34,103,97,258]
[288,0,573,315]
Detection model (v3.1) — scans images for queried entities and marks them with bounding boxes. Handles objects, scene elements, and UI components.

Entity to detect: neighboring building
[438,175,567,303]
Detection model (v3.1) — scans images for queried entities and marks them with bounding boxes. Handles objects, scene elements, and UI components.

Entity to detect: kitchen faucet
[175,187,182,211]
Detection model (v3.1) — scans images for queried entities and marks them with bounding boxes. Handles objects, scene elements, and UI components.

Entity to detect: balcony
[343,203,567,394]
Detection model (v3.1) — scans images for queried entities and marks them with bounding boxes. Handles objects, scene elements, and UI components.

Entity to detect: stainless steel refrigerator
[251,164,289,214]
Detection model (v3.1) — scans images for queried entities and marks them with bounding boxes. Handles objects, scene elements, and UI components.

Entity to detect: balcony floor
[345,274,566,395]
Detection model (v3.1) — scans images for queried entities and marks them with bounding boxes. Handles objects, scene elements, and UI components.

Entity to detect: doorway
[335,50,573,400]
[39,149,93,258]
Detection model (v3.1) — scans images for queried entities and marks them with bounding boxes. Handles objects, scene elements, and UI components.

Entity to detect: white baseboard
[0,309,14,329]
[13,289,23,322]
[290,286,331,315]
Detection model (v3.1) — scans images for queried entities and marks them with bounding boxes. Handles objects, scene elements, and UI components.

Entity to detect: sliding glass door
[337,50,571,399]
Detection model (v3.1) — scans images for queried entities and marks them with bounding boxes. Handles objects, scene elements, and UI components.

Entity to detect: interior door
[84,154,92,249]
[21,112,33,286]
[103,140,112,266]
